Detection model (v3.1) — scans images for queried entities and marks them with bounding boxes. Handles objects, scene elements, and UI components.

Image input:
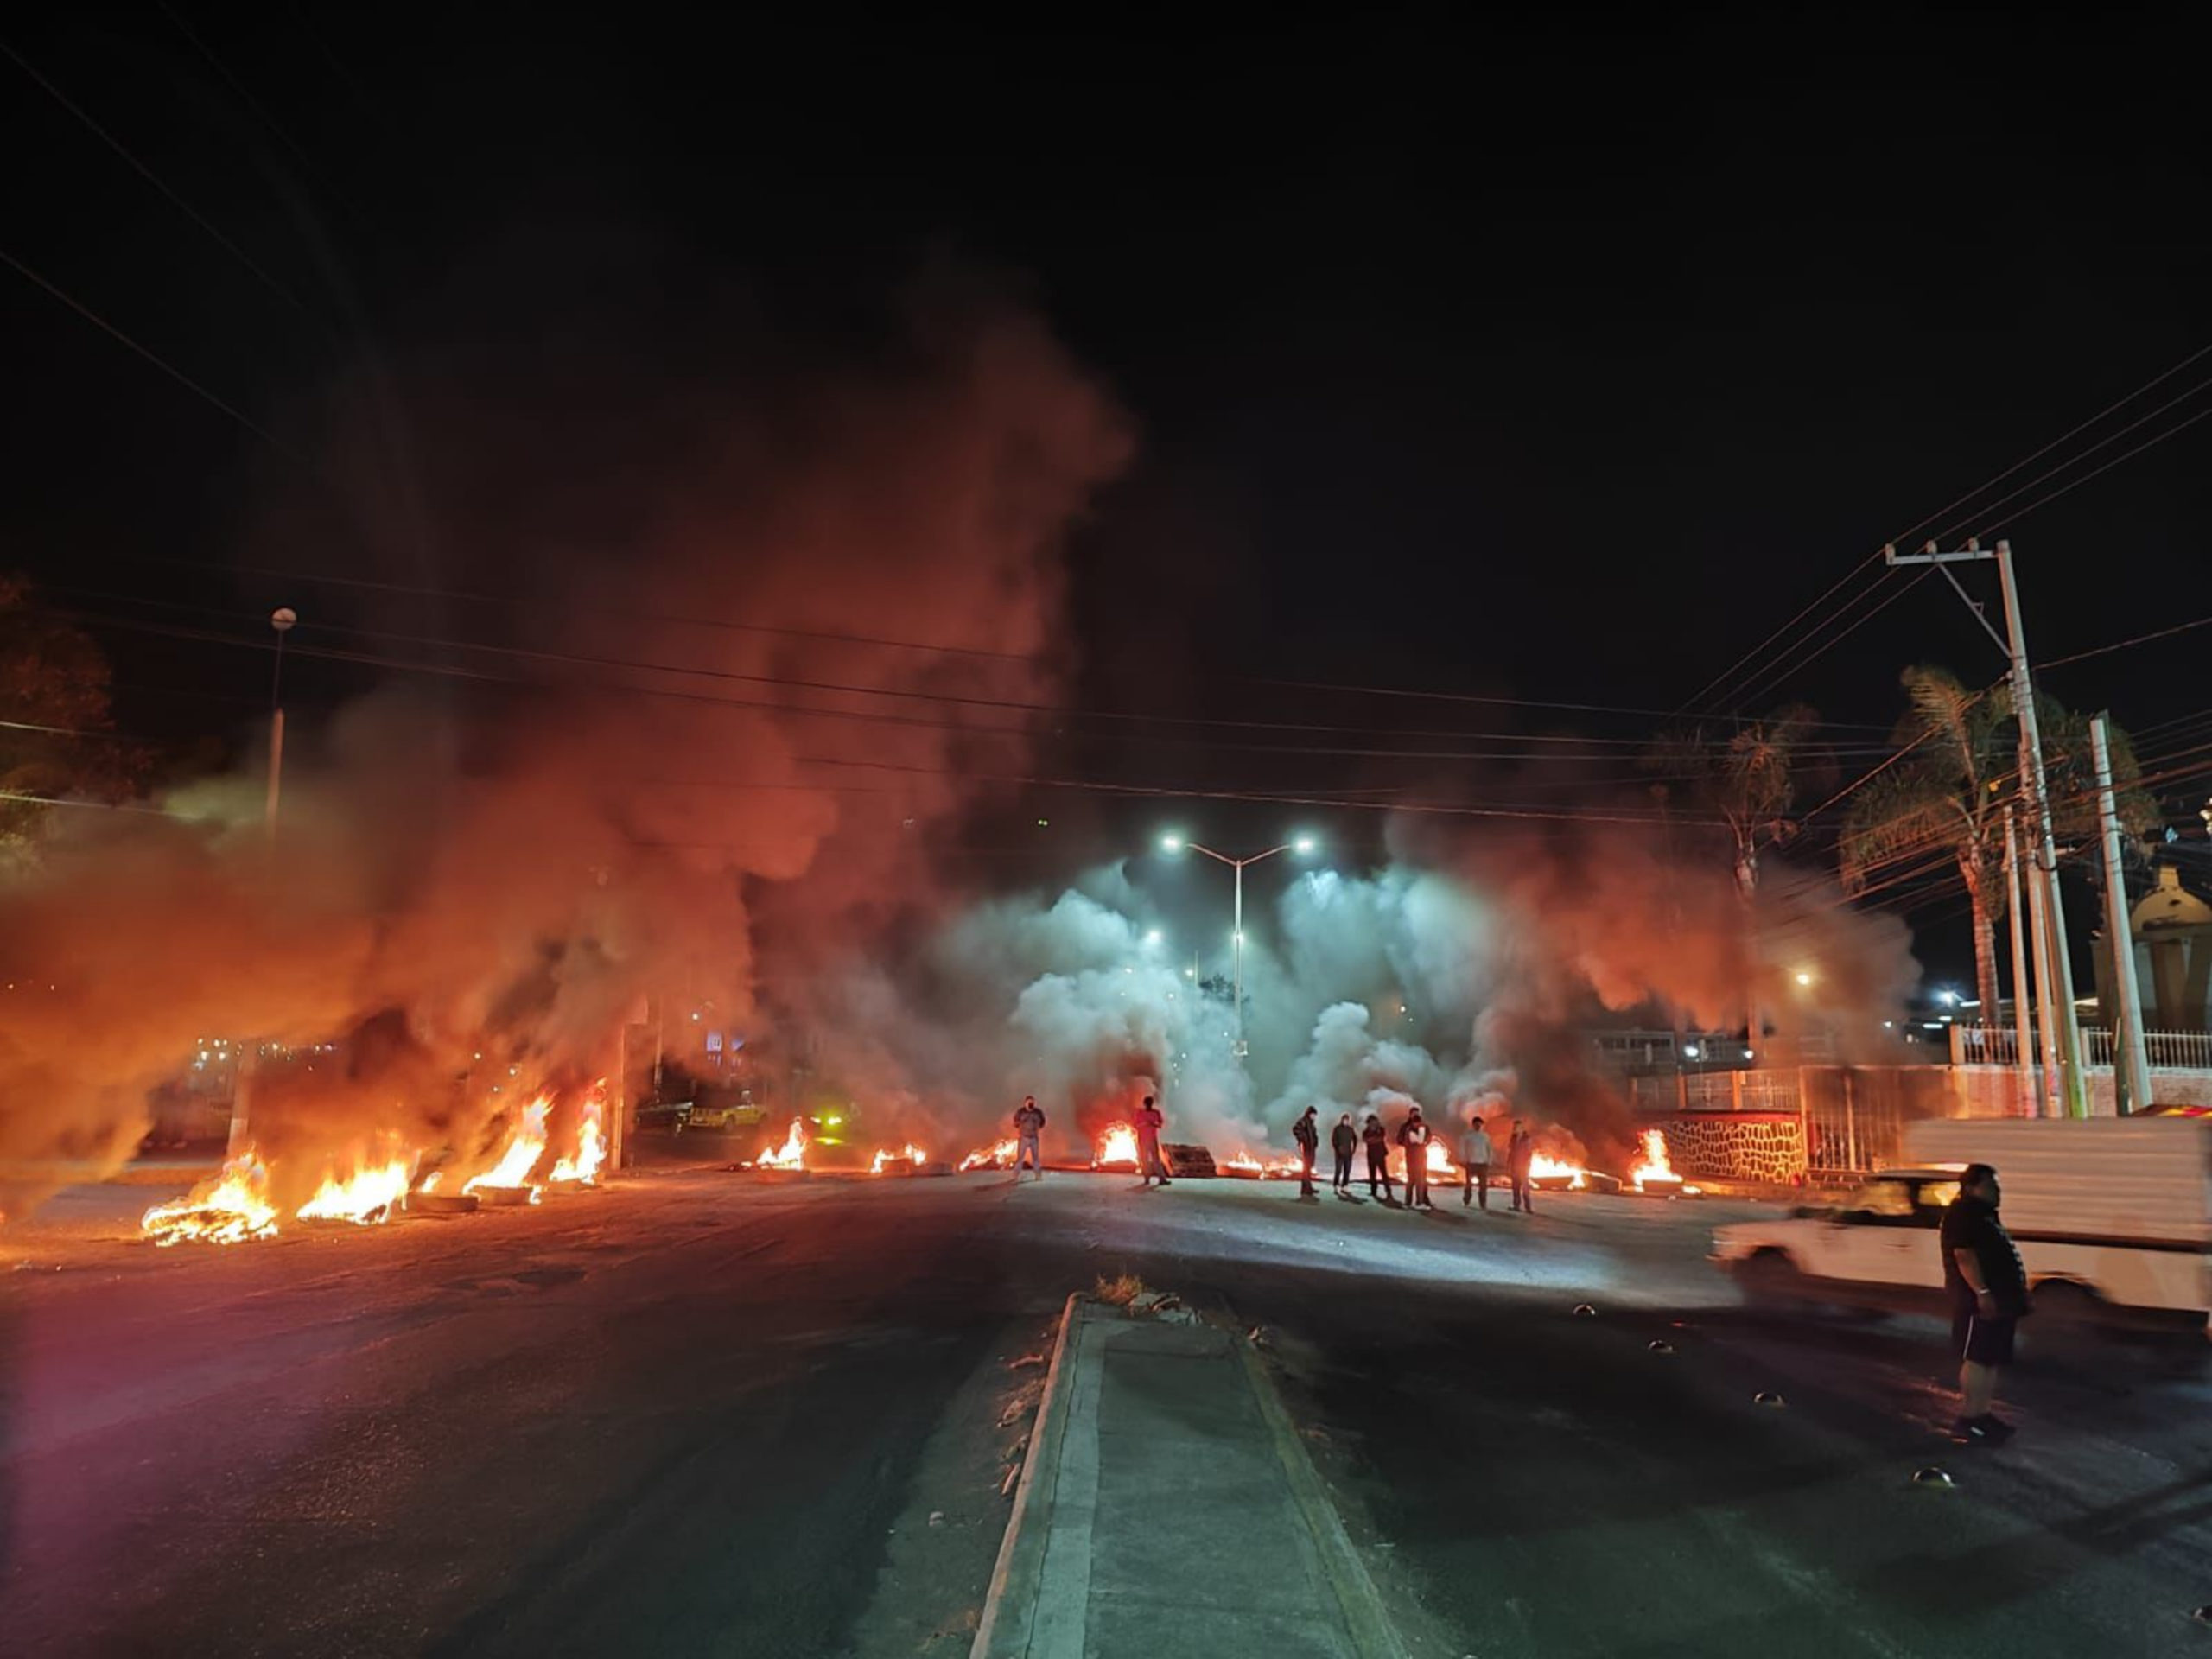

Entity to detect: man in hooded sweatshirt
[1360,1113,1394,1199]
[1291,1104,1321,1198]
[1330,1112,1358,1194]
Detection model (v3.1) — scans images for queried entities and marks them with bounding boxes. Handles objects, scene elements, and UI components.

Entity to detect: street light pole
[1160,833,1316,1061]
[264,607,296,844]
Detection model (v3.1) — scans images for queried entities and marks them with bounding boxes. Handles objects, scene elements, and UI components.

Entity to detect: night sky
[5,10,2209,982]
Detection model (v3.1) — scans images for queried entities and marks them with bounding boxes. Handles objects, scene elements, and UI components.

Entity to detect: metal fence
[1952,1023,2212,1071]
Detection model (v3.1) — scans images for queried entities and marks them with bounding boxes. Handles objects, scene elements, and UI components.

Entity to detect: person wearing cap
[1330,1112,1358,1194]
[1360,1113,1394,1199]
[1940,1162,2027,1445]
[1291,1104,1321,1198]
[1135,1094,1172,1187]
[1013,1096,1046,1181]
[1395,1104,1436,1210]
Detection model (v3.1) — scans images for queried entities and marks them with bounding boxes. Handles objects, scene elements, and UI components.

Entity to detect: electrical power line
[0,35,323,321]
[0,246,311,463]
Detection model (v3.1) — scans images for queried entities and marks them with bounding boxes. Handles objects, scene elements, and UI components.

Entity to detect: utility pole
[2001,807,2040,1115]
[1885,538,2085,1116]
[2090,715,2154,1114]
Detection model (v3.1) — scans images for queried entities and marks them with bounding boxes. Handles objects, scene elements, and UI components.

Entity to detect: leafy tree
[1645,703,1821,1040]
[1840,664,2154,1015]
[0,575,132,855]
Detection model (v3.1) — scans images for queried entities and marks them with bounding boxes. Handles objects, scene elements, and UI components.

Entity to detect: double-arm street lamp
[1158,832,1317,1059]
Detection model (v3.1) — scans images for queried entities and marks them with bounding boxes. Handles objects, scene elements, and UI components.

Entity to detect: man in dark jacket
[1291,1104,1321,1198]
[1395,1105,1436,1210]
[1330,1113,1358,1194]
[1508,1123,1535,1213]
[1360,1113,1394,1199]
[1940,1163,2028,1445]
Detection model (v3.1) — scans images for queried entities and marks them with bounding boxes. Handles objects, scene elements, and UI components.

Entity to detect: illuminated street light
[1153,830,1323,1060]
[1794,969,1815,988]
[1143,928,1164,947]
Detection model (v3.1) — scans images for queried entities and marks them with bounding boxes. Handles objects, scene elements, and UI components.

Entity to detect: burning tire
[407,1191,480,1217]
[471,1185,540,1208]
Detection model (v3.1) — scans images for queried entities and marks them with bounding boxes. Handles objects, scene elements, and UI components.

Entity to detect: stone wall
[1654,1111,1806,1184]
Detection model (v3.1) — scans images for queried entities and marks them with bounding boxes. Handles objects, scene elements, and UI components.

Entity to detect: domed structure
[2133,864,2212,931]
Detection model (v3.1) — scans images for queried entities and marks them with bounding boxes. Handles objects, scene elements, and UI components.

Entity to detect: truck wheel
[1739,1251,1807,1308]
[2027,1280,2110,1360]
[2031,1279,2105,1328]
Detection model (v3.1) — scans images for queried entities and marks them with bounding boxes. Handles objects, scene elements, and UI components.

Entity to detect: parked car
[1710,1116,2212,1332]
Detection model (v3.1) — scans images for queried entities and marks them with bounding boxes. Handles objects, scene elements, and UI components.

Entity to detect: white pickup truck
[1710,1116,2212,1332]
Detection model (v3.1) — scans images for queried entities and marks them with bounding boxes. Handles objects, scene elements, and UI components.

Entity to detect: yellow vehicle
[680,1088,764,1134]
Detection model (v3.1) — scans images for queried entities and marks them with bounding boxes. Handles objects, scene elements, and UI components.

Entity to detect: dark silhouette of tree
[1,575,134,855]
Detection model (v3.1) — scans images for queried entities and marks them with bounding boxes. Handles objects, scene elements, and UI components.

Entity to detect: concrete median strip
[972,1293,1406,1659]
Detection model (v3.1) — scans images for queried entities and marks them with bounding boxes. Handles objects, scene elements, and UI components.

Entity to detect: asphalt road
[3,1165,2209,1656]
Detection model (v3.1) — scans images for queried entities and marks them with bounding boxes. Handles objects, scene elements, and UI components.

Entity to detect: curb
[970,1291,1084,1659]
[1235,1336,1409,1659]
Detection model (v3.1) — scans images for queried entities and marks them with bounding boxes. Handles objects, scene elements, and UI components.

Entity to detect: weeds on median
[1094,1271,1147,1307]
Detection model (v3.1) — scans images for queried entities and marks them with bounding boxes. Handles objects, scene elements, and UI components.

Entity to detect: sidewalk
[976,1297,1402,1659]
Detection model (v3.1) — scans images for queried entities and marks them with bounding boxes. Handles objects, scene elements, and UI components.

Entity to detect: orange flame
[1386,1140,1461,1184]
[958,1137,1019,1172]
[549,1084,607,1184]
[869,1143,928,1174]
[1529,1152,1589,1190]
[756,1116,808,1170]
[1093,1123,1140,1167]
[465,1094,551,1196]
[1628,1128,1681,1192]
[142,1147,281,1246]
[1223,1150,1265,1176]
[297,1135,417,1225]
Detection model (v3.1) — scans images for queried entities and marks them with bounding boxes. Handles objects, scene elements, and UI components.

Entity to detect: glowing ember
[142,1147,280,1246]
[297,1137,417,1225]
[869,1143,929,1174]
[1628,1129,1683,1192]
[755,1116,809,1171]
[549,1084,607,1185]
[957,1137,1019,1172]
[1528,1153,1589,1190]
[465,1094,551,1196]
[1093,1123,1140,1168]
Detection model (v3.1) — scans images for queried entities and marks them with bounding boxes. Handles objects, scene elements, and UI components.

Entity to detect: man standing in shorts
[1940,1163,2027,1445]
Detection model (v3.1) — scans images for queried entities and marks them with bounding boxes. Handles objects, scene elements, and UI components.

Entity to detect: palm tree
[1841,665,2157,1016]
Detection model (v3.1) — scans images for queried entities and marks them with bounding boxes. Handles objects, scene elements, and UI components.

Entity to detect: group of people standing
[1295,1103,1539,1211]
[1010,1093,1541,1208]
